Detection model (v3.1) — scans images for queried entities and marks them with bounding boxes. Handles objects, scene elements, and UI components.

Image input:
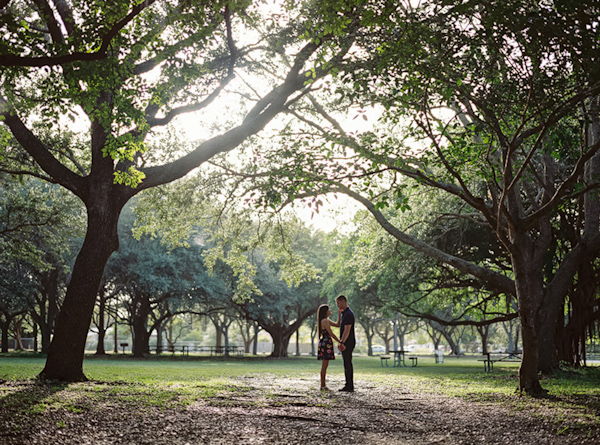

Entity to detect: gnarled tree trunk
[269,328,293,358]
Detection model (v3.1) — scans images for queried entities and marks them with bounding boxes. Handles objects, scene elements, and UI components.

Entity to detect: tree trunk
[113,316,118,354]
[39,199,122,381]
[443,333,458,356]
[95,292,107,355]
[223,322,230,357]
[477,325,490,355]
[252,325,259,355]
[512,246,546,395]
[32,266,61,354]
[269,328,292,358]
[0,319,9,353]
[238,320,252,353]
[502,321,514,354]
[33,323,38,352]
[39,317,52,354]
[156,321,163,354]
[13,318,24,350]
[45,267,60,353]
[359,321,375,356]
[425,324,442,351]
[212,318,223,349]
[132,295,151,358]
[167,320,174,351]
[310,322,317,356]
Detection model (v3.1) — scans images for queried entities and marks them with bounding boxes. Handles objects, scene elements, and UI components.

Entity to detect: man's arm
[340,325,352,344]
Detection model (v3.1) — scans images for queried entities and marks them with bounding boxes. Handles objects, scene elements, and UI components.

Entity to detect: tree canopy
[2,0,600,396]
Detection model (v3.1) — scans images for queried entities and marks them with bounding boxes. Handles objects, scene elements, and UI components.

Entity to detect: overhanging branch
[0,0,157,67]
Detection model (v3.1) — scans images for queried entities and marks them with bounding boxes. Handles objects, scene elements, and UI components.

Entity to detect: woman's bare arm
[322,319,341,343]
[329,312,341,328]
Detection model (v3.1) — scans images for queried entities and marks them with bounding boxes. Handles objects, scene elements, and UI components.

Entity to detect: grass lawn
[1,353,599,401]
[1,353,599,443]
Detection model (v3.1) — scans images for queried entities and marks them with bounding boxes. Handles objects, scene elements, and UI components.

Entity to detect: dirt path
[1,375,598,444]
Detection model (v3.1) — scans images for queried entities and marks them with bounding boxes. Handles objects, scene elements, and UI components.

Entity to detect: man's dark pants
[341,345,354,389]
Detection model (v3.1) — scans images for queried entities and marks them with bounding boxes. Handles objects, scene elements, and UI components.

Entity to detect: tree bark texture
[510,238,546,395]
[39,197,123,381]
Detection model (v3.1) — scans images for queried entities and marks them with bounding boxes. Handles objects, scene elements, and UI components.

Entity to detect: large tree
[244,0,600,395]
[341,0,600,394]
[0,0,356,380]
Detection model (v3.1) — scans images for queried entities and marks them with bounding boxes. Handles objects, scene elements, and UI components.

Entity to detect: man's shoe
[338,387,354,392]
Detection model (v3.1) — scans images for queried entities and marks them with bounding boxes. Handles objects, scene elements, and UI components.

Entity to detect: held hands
[338,343,346,352]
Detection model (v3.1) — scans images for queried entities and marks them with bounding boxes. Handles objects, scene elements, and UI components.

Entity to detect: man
[336,294,355,392]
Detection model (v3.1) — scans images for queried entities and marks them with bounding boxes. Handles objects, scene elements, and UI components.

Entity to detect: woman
[317,303,341,391]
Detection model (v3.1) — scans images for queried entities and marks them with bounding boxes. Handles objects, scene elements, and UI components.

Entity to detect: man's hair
[336,295,347,303]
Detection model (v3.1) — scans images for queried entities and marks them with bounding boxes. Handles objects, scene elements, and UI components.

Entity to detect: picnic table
[479,352,521,371]
[387,350,418,367]
[197,345,243,356]
[391,349,407,367]
[156,345,190,356]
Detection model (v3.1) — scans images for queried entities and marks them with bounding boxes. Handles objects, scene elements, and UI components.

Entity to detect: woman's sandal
[320,386,330,391]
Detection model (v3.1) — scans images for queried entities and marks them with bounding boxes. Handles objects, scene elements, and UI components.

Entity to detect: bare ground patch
[1,375,598,444]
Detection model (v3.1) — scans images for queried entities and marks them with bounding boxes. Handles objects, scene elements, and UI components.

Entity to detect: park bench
[408,356,418,367]
[380,355,391,367]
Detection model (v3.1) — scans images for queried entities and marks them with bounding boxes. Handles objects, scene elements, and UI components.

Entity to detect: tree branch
[53,0,76,37]
[0,0,157,67]
[32,0,64,44]
[137,41,325,190]
[0,168,56,183]
[0,96,85,197]
[331,183,516,296]
[523,138,600,231]
[406,311,519,327]
[144,74,235,128]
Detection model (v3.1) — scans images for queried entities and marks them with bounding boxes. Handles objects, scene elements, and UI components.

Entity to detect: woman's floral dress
[317,329,335,360]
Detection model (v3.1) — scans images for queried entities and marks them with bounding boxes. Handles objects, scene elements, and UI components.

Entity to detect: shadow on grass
[0,379,67,440]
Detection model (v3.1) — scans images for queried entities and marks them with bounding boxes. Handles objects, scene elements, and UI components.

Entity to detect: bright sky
[169,63,374,233]
[57,1,369,234]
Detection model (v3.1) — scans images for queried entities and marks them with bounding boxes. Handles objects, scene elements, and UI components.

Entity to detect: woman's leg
[320,360,329,388]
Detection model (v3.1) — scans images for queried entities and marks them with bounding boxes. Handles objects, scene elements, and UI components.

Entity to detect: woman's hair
[317,304,329,337]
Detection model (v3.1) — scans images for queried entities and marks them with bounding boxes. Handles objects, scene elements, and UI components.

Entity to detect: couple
[317,295,355,392]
